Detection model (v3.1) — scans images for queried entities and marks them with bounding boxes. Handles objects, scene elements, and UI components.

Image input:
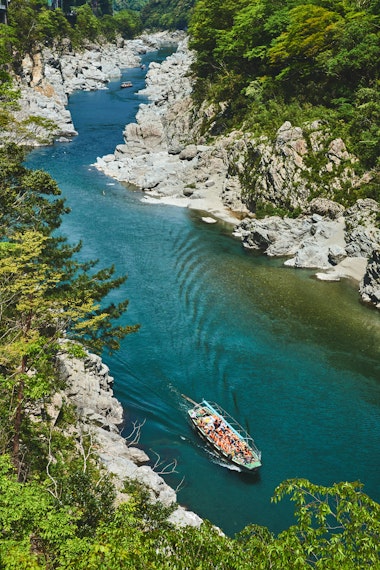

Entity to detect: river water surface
[26,49,380,536]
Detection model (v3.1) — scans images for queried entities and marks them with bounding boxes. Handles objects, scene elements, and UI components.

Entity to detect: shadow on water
[235,469,261,486]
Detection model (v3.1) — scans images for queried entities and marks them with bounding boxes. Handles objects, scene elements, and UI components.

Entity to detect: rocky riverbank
[14,31,185,144]
[95,37,242,225]
[95,38,380,309]
[54,344,202,528]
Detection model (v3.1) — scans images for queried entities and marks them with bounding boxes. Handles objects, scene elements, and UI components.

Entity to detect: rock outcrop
[53,345,202,527]
[360,248,380,308]
[234,121,359,212]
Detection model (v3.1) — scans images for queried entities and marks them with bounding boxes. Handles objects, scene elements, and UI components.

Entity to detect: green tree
[113,9,142,37]
[268,4,344,84]
[0,454,77,568]
[0,25,19,108]
[0,145,139,478]
[37,7,72,46]
[189,0,242,78]
[270,478,380,568]
[7,0,47,55]
[141,0,194,30]
[73,3,101,44]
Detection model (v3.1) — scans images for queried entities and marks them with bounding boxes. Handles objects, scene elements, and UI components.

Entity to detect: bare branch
[77,426,96,473]
[124,418,146,446]
[150,449,179,475]
[174,476,186,494]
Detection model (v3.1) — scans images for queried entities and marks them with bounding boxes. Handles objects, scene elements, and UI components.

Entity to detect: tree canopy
[188,0,380,173]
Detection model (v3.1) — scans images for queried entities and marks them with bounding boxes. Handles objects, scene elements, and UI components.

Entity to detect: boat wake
[212,457,242,472]
[202,447,242,472]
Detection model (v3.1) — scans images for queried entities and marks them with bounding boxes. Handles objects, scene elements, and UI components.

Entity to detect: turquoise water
[26,50,380,537]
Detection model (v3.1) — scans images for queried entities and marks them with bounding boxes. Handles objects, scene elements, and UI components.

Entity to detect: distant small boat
[182,395,262,472]
[121,81,133,88]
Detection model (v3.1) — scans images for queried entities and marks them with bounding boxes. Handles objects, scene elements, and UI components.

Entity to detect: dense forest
[0,0,379,566]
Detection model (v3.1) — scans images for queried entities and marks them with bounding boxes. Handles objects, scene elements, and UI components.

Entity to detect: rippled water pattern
[26,49,380,536]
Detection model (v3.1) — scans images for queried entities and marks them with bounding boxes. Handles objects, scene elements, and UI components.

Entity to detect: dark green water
[26,49,380,537]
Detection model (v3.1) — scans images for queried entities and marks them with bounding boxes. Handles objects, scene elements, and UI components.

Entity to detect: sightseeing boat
[120,81,133,88]
[182,395,262,472]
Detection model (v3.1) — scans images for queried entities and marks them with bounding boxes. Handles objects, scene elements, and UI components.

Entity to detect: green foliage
[0,454,78,569]
[113,0,147,12]
[64,341,88,359]
[72,4,100,43]
[36,7,71,45]
[272,478,380,568]
[141,0,195,31]
[6,0,143,60]
[0,25,20,108]
[113,9,142,38]
[0,144,138,476]
[255,200,302,219]
[59,469,116,537]
[188,0,380,179]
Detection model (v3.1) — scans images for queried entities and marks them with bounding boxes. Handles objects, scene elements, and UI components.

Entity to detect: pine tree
[0,144,139,478]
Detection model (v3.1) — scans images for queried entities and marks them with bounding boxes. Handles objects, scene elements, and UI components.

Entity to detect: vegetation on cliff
[7,0,142,54]
[141,0,194,30]
[188,0,379,207]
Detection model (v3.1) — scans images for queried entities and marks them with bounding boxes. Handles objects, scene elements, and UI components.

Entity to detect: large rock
[236,214,344,269]
[344,199,380,257]
[235,121,360,211]
[360,248,380,309]
[57,348,124,431]
[307,198,345,220]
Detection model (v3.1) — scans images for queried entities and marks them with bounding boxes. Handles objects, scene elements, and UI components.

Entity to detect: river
[26,48,380,537]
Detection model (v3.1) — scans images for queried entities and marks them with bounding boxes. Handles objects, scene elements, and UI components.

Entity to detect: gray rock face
[232,121,360,211]
[307,198,345,220]
[360,248,380,308]
[344,199,380,257]
[57,350,124,430]
[236,214,345,269]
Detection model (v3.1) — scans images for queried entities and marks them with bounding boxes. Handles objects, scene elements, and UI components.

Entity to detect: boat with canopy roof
[182,395,262,472]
